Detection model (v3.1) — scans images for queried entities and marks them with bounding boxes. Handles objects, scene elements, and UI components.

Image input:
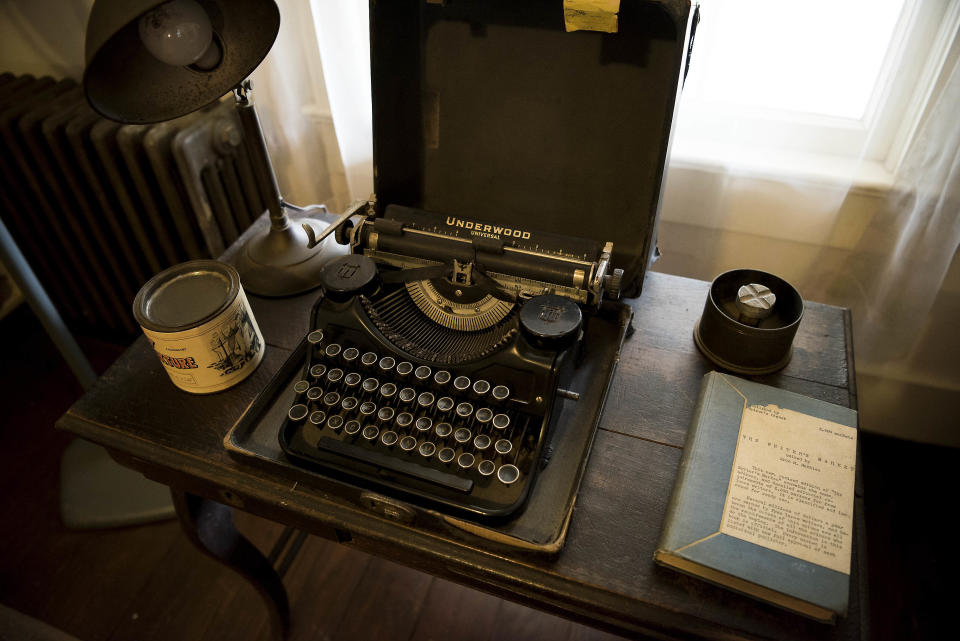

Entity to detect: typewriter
[278,204,625,519]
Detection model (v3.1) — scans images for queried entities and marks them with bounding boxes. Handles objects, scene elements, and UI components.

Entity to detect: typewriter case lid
[370,0,697,298]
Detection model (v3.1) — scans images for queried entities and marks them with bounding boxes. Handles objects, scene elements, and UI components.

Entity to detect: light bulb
[138,0,217,68]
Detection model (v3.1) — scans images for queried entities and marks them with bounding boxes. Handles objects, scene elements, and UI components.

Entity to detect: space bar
[316,437,474,493]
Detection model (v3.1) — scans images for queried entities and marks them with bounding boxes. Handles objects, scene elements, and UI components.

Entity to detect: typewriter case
[226,0,696,554]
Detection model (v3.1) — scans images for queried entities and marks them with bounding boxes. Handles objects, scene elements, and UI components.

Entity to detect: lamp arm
[233,80,286,228]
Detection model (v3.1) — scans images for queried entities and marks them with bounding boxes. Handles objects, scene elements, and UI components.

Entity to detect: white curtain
[838,55,960,379]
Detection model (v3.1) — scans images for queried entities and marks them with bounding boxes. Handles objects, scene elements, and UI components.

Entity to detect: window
[671,0,960,187]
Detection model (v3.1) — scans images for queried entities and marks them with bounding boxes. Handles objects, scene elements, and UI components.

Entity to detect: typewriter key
[361,377,380,393]
[473,434,492,450]
[438,447,455,464]
[380,430,398,447]
[325,343,342,359]
[415,417,433,432]
[307,330,324,345]
[398,387,417,403]
[495,439,513,455]
[396,361,414,377]
[497,464,520,485]
[293,380,310,395]
[436,397,455,413]
[344,420,361,435]
[288,404,309,422]
[454,427,472,444]
[309,363,327,379]
[323,392,341,407]
[395,412,414,428]
[492,413,510,429]
[475,408,493,424]
[326,368,344,384]
[360,351,378,367]
[327,415,344,430]
[417,392,435,409]
[342,347,360,363]
[455,402,474,419]
[341,396,359,412]
[435,422,453,438]
[362,424,379,440]
[379,382,398,400]
[434,370,451,386]
[359,401,377,417]
[344,372,362,388]
[453,376,471,393]
[419,442,437,458]
[377,407,395,422]
[478,460,496,476]
[472,379,491,396]
[309,410,327,425]
[378,356,396,373]
[457,452,475,469]
[399,435,417,451]
[414,365,432,382]
[306,387,323,401]
[491,385,510,402]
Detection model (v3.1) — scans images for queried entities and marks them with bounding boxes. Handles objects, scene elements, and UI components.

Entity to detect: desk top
[59,256,862,641]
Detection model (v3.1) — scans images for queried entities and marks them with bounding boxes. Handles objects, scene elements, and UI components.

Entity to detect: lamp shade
[83,0,280,124]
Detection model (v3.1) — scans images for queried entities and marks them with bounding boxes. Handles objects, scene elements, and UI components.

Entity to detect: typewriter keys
[438,447,456,464]
[472,379,491,396]
[293,380,310,395]
[379,356,396,373]
[457,452,475,469]
[326,368,344,384]
[473,434,492,450]
[396,412,414,428]
[362,425,379,440]
[436,397,455,413]
[454,427,472,444]
[342,347,360,364]
[377,407,396,422]
[492,413,510,429]
[495,439,513,455]
[327,415,345,430]
[396,361,414,377]
[414,366,432,383]
[456,402,474,419]
[419,442,437,458]
[475,408,493,424]
[491,385,510,402]
[360,351,378,367]
[434,370,451,386]
[309,363,327,379]
[478,460,496,476]
[399,435,417,451]
[341,397,359,412]
[381,430,398,447]
[323,392,341,407]
[453,376,471,393]
[325,343,342,359]
[415,417,433,432]
[343,420,361,436]
[306,387,323,401]
[362,377,379,393]
[398,387,417,403]
[288,404,309,422]
[379,382,398,400]
[435,422,453,438]
[307,330,324,346]
[497,464,520,485]
[344,372,362,388]
[417,392,435,409]
[359,401,377,417]
[309,410,326,426]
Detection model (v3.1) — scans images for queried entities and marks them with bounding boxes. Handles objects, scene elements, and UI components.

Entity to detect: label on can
[142,288,264,394]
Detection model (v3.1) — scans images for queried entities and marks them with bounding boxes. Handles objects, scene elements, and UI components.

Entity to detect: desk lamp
[83,0,341,296]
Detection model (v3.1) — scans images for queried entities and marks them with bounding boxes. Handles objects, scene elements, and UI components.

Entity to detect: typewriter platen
[278,204,624,520]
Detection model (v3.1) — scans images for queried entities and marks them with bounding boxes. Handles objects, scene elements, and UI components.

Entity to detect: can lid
[134,260,240,332]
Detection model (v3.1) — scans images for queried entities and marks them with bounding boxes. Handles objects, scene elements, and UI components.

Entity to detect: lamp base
[233,210,348,297]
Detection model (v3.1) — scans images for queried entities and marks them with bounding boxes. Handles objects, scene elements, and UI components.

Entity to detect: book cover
[655,372,858,623]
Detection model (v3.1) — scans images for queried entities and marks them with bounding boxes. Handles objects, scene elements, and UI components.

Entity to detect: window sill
[669,139,895,195]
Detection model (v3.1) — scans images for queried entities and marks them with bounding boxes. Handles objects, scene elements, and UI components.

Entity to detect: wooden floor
[0,304,955,641]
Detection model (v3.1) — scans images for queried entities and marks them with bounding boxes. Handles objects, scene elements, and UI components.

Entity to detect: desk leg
[171,490,291,640]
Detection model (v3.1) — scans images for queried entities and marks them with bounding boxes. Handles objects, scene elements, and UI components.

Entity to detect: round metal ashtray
[693,269,804,375]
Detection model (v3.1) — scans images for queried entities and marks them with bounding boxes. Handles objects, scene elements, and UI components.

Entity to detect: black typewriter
[278,204,625,519]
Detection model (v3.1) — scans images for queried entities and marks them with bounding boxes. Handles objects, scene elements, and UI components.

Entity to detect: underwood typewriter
[279,204,625,519]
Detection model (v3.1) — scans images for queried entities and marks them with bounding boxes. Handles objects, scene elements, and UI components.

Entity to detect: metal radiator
[0,72,264,337]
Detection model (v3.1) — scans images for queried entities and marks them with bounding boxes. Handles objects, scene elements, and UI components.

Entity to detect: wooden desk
[58,257,863,641]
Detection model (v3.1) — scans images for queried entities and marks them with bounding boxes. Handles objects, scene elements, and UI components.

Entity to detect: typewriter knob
[519,294,582,350]
[320,255,379,302]
[604,268,625,300]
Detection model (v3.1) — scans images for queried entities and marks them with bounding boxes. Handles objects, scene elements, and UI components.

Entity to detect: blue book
[655,372,858,623]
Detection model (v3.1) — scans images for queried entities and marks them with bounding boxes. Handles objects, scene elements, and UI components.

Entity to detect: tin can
[134,260,264,394]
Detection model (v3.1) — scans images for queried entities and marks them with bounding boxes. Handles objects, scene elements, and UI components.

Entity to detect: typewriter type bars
[278,206,621,519]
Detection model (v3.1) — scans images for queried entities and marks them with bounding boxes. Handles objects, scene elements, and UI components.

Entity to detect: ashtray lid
[370,0,697,297]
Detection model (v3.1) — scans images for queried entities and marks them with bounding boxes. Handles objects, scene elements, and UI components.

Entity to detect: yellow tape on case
[563,0,621,33]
